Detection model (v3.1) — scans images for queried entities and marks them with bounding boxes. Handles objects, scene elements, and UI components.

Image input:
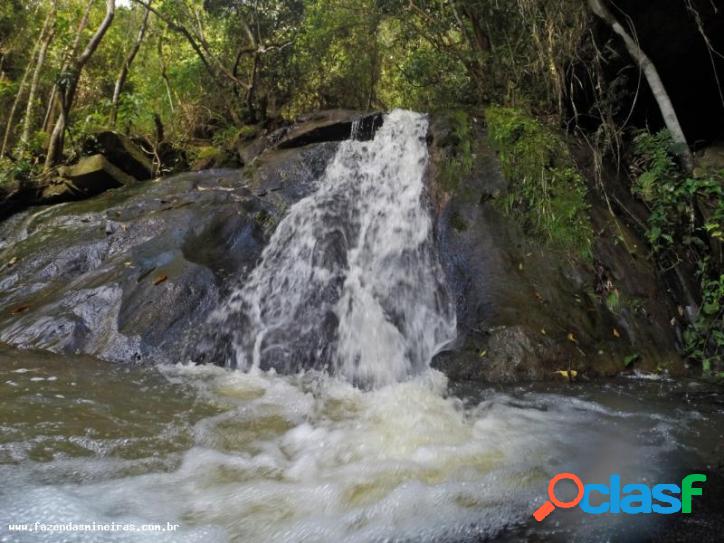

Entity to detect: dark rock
[0,141,338,364]
[237,136,269,165]
[274,110,383,149]
[237,109,383,165]
[84,131,154,180]
[57,154,138,195]
[428,113,684,382]
[190,147,241,171]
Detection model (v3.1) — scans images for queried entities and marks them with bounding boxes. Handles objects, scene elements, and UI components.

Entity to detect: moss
[238,125,259,140]
[450,210,468,232]
[438,110,474,193]
[193,146,222,161]
[485,106,592,257]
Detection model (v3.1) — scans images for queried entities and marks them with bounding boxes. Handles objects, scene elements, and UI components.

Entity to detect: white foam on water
[0,364,685,543]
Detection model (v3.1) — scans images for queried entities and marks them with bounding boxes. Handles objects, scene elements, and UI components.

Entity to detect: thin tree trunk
[0,61,33,158]
[110,4,150,127]
[157,34,175,114]
[43,1,93,140]
[20,5,57,151]
[1,12,52,157]
[45,0,116,171]
[42,85,58,133]
[587,0,694,172]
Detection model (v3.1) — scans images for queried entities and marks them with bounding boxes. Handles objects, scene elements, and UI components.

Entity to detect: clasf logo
[533,472,707,521]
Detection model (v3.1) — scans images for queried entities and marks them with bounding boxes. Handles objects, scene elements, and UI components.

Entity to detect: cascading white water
[213,110,456,386]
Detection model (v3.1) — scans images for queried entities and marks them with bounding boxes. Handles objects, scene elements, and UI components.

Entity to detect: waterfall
[212,110,456,387]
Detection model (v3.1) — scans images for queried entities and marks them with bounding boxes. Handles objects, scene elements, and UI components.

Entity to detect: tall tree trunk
[43,0,93,139]
[587,0,694,172]
[157,34,175,114]
[45,0,116,171]
[110,4,150,127]
[0,61,33,158]
[0,7,56,158]
[20,5,57,151]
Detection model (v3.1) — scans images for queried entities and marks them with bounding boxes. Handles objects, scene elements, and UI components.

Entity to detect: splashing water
[211,110,456,386]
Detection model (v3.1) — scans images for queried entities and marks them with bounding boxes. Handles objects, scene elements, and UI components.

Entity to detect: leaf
[624,353,641,368]
[8,256,18,267]
[567,332,577,344]
[479,350,487,358]
[606,290,620,312]
[613,328,620,338]
[10,304,30,315]
[153,274,168,286]
[553,370,577,379]
[702,302,720,315]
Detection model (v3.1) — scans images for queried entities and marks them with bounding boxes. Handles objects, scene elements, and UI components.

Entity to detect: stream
[1,347,723,542]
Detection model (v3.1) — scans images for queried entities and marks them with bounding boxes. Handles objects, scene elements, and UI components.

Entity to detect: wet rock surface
[428,113,684,382]
[0,141,338,364]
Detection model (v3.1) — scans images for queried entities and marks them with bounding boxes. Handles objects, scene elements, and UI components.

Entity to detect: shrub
[485,106,592,257]
[632,130,723,372]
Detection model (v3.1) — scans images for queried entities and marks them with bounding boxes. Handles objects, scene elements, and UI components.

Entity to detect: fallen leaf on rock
[153,274,168,286]
[10,304,30,315]
[8,256,18,267]
[613,328,620,338]
[553,370,578,379]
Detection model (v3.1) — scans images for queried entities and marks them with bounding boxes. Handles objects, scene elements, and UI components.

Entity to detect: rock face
[83,131,155,180]
[56,154,138,195]
[0,109,685,382]
[0,142,337,364]
[428,113,684,382]
[238,109,383,165]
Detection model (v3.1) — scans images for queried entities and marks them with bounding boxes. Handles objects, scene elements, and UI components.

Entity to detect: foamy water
[3,354,719,543]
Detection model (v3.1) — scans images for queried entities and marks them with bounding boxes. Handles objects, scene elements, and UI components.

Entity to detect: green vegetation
[486,106,592,256]
[0,0,595,173]
[633,130,723,372]
[437,110,474,193]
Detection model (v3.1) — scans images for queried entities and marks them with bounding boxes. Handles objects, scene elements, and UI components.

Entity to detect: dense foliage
[632,131,723,372]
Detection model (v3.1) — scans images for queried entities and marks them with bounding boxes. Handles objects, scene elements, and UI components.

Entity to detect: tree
[1,5,56,157]
[20,2,57,152]
[587,0,694,172]
[45,0,116,170]
[110,2,150,127]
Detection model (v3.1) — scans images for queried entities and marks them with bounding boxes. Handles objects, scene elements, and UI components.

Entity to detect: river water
[1,111,722,542]
[1,347,722,542]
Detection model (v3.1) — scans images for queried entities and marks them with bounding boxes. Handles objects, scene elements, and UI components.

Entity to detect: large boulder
[83,131,154,180]
[237,109,383,165]
[56,154,138,196]
[0,142,338,364]
[428,113,685,382]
